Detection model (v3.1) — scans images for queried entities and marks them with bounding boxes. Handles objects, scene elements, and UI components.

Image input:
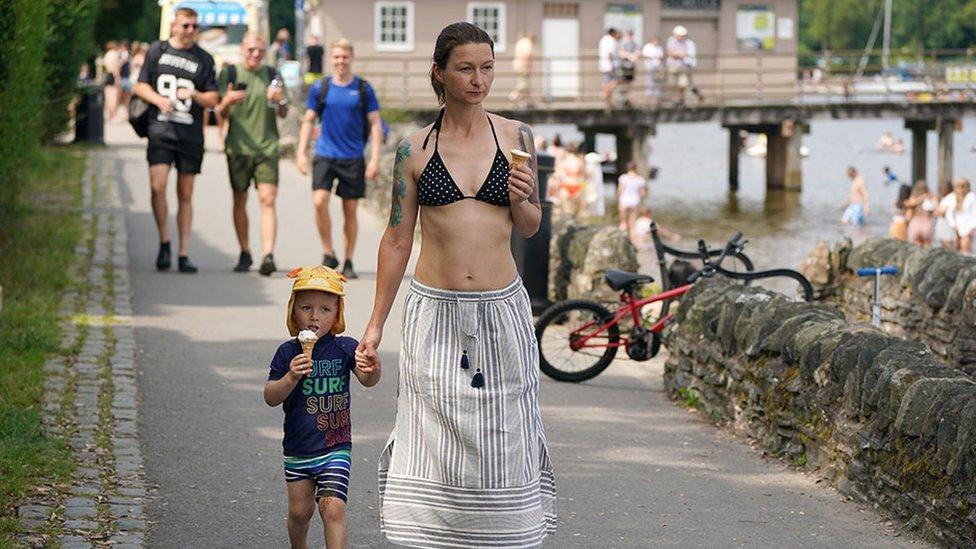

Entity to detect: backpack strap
[315,76,330,119]
[227,64,238,86]
[358,77,370,143]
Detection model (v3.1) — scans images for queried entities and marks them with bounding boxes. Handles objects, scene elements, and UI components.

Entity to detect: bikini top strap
[486,114,501,150]
[422,108,446,151]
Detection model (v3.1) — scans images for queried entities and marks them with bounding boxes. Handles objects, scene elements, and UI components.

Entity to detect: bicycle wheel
[535,300,620,382]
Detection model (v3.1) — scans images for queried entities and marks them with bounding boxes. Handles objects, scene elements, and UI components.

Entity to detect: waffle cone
[300,340,316,360]
[510,149,531,168]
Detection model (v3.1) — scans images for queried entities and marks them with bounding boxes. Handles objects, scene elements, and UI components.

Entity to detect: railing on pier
[346,49,976,111]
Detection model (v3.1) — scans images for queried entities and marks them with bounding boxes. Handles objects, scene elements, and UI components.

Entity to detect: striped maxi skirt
[379,278,557,548]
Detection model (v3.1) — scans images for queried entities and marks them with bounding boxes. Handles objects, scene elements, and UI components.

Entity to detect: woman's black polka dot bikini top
[417,110,511,208]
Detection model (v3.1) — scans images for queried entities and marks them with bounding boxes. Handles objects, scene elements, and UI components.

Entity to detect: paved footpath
[96,122,930,548]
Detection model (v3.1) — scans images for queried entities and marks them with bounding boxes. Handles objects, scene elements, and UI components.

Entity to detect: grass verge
[0,146,87,543]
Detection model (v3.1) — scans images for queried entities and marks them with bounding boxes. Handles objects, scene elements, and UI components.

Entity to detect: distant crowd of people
[96,40,150,123]
[506,24,703,110]
[598,24,702,109]
[540,133,678,250]
[842,164,976,254]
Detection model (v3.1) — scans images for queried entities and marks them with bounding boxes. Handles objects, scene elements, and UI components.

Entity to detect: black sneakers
[178,256,198,274]
[233,251,253,272]
[156,242,172,271]
[341,259,358,279]
[322,253,339,269]
[258,254,276,276]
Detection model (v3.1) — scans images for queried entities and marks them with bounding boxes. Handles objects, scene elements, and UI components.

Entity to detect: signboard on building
[662,0,720,10]
[736,5,775,50]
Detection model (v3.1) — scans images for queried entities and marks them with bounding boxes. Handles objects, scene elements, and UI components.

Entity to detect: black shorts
[312,156,365,199]
[147,140,204,175]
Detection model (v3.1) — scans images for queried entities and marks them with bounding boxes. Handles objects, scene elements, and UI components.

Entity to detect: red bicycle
[534,230,813,382]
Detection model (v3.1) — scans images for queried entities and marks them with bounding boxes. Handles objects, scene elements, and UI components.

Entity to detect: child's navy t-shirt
[268,334,357,457]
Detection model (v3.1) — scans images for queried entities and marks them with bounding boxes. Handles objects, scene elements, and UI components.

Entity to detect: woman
[617,161,647,239]
[933,182,956,249]
[357,22,556,548]
[555,143,586,216]
[943,178,976,253]
[904,180,936,247]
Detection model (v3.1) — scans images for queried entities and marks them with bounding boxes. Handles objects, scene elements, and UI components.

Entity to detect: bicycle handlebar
[856,266,898,277]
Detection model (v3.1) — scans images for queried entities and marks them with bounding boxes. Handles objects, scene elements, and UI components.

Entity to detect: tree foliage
[0,0,51,211]
[44,0,99,141]
[799,0,976,54]
[94,0,159,45]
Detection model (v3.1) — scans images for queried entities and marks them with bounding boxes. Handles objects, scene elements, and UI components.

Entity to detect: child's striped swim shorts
[283,448,351,502]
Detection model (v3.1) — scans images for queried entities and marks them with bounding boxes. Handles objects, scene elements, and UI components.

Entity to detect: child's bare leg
[286,480,316,549]
[319,496,348,549]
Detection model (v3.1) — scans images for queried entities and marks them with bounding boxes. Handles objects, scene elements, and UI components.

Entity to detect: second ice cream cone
[510,149,531,169]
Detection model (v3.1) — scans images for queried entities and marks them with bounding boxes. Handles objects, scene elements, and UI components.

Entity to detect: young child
[264,265,380,549]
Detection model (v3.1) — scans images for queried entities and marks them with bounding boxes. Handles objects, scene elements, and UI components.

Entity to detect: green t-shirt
[217,64,281,157]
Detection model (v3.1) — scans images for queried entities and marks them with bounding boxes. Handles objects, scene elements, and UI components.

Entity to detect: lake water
[540,116,976,286]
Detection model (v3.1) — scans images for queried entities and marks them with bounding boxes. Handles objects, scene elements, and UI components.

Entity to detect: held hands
[354,348,380,374]
[287,353,312,380]
[508,162,535,204]
[355,326,382,374]
[355,329,381,370]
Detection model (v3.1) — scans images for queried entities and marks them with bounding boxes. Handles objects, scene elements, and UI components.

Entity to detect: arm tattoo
[390,140,411,227]
[516,123,540,204]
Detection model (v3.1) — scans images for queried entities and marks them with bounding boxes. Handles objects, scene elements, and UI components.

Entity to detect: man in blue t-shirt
[296,38,382,280]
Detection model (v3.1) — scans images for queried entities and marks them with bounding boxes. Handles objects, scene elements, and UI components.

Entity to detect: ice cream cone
[510,149,531,169]
[298,330,318,360]
[300,340,316,360]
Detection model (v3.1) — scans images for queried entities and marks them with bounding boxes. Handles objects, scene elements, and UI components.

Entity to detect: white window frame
[374,1,415,52]
[467,2,507,52]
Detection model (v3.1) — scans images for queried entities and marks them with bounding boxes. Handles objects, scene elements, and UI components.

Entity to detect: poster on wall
[736,5,775,50]
[777,17,793,39]
[604,4,643,44]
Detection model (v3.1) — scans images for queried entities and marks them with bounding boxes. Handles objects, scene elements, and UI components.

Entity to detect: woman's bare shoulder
[487,112,532,133]
[487,113,535,149]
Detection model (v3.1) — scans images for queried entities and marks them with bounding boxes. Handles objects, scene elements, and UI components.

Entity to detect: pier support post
[610,124,655,180]
[905,119,934,184]
[938,118,956,188]
[728,129,741,192]
[765,120,805,191]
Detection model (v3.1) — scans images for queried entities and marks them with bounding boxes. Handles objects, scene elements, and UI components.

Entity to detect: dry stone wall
[802,238,976,376]
[663,280,976,547]
[547,218,638,304]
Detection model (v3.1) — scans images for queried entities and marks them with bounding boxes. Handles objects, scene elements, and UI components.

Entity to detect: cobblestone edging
[17,154,147,548]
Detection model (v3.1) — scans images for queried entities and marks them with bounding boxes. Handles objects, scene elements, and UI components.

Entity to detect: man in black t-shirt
[133,7,219,273]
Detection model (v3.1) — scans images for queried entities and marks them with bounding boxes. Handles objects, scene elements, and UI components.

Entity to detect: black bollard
[511,153,555,315]
[74,84,104,144]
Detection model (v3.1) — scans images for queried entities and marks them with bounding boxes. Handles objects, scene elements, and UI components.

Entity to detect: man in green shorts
[217,33,289,275]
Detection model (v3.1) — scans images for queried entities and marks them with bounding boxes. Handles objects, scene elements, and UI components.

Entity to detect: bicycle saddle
[604,270,655,292]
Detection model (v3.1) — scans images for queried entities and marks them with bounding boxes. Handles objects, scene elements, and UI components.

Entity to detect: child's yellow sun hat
[286,265,346,336]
